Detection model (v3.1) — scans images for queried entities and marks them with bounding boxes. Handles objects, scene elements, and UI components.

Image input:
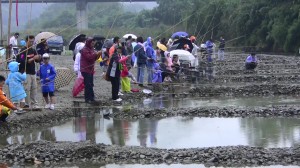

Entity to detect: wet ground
[1,53,300,167]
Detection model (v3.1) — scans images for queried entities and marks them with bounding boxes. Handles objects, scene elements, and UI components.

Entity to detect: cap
[43,53,50,58]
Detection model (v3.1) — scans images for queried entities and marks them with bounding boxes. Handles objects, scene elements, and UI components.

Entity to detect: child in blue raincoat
[5,61,27,110]
[39,53,56,110]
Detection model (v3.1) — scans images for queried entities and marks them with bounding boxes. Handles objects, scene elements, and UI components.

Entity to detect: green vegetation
[29,0,300,53]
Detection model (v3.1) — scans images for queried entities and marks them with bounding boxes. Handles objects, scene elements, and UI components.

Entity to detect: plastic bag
[72,76,84,97]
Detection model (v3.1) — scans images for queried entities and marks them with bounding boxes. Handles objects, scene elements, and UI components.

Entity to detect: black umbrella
[69,34,86,51]
[172,38,193,52]
[93,35,106,51]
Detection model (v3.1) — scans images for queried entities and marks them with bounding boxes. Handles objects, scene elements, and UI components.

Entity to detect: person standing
[218,36,226,61]
[107,46,126,102]
[9,33,19,57]
[39,53,56,110]
[134,37,147,87]
[145,37,156,85]
[205,39,214,63]
[17,35,41,109]
[36,38,50,57]
[190,36,200,67]
[73,36,86,61]
[80,37,101,104]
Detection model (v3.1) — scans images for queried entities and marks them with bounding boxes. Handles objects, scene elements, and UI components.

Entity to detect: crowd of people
[0,32,260,122]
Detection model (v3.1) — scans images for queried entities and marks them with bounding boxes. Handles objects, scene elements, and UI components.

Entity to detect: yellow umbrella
[35,32,56,44]
[157,43,167,52]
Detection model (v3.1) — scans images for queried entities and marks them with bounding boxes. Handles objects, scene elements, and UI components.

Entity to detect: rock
[163,153,171,160]
[140,154,146,159]
[44,161,51,166]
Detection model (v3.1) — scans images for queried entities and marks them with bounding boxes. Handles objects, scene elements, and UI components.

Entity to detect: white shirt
[74,52,82,78]
[74,42,85,56]
[9,36,18,47]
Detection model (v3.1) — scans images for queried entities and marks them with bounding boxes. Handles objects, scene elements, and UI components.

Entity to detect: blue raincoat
[40,63,56,93]
[146,37,156,66]
[5,61,26,102]
[152,63,162,83]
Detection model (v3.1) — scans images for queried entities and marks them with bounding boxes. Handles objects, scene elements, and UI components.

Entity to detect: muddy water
[3,114,300,149]
[139,95,300,109]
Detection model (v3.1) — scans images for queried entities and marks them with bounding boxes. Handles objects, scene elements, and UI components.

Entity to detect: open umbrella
[157,43,167,52]
[170,49,195,61]
[171,31,188,38]
[35,32,56,44]
[69,34,86,51]
[123,34,137,39]
[172,38,193,52]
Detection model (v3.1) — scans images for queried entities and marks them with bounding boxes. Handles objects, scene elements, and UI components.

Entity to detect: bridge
[2,0,156,30]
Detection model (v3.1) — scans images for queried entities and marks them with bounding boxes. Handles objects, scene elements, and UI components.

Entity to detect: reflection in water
[240,118,300,147]
[5,115,300,149]
[141,95,300,109]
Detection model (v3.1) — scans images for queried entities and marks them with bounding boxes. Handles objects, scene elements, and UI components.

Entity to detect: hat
[184,44,190,49]
[43,53,50,58]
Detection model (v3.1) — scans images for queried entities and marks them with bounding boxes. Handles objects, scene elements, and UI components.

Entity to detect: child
[0,75,18,122]
[40,53,56,110]
[152,63,162,83]
[120,55,131,93]
[160,58,174,82]
[5,61,27,110]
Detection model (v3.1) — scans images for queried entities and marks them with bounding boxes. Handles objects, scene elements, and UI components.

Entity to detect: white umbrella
[35,32,56,44]
[170,49,195,61]
[123,34,137,39]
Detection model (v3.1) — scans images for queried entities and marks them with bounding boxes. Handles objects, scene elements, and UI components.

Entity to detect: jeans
[137,64,146,84]
[218,50,225,61]
[82,72,94,102]
[147,65,154,84]
[24,74,38,107]
[110,77,120,100]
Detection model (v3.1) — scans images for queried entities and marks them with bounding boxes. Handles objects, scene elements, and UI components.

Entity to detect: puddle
[3,115,300,149]
[140,95,300,109]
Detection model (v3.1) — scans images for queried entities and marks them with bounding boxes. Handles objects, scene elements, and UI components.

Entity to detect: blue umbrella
[171,31,189,38]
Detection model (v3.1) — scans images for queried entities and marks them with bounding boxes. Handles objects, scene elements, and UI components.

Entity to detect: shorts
[43,92,54,97]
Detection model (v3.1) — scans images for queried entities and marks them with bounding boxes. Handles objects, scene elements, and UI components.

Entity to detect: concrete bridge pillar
[76,0,88,30]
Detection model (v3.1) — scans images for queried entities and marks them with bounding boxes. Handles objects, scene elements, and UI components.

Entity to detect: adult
[245,53,258,70]
[73,36,86,61]
[17,35,41,109]
[9,32,19,57]
[80,37,101,104]
[109,37,120,57]
[36,38,49,57]
[73,43,85,77]
[218,36,226,61]
[107,46,128,102]
[145,37,156,85]
[205,39,214,63]
[190,36,200,67]
[134,37,147,87]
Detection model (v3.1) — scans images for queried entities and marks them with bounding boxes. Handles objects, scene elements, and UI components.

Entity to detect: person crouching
[39,53,56,110]
[245,53,258,70]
